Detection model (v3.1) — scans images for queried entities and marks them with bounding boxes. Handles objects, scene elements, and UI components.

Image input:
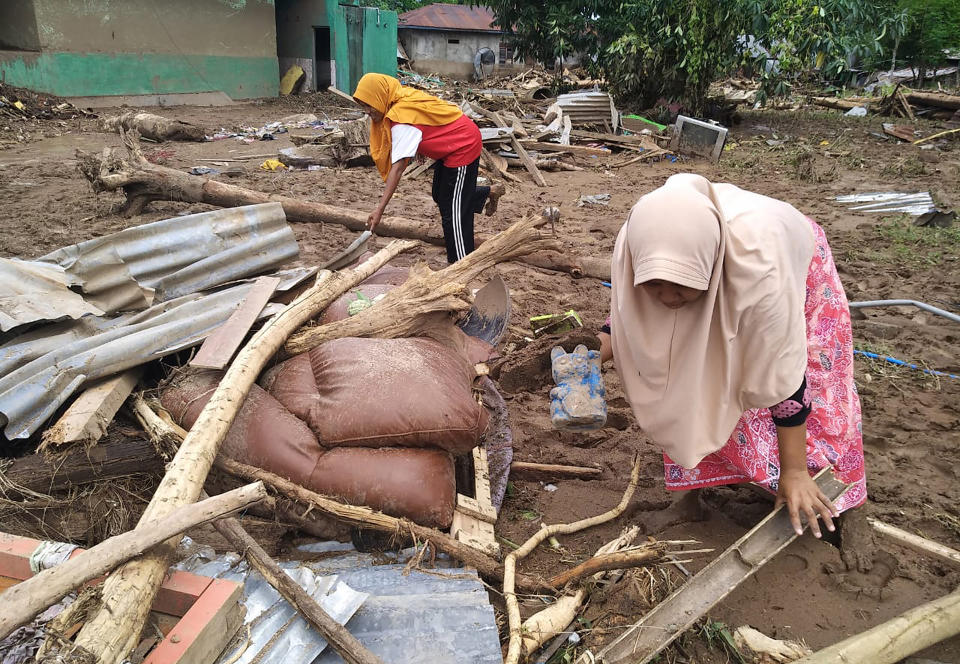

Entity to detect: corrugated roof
[0,203,308,440]
[175,540,504,664]
[399,4,500,32]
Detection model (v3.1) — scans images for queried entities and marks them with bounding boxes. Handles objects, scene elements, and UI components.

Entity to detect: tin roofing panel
[399,4,500,32]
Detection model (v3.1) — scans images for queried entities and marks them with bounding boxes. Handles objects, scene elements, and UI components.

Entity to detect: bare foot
[643,490,708,533]
[484,183,505,216]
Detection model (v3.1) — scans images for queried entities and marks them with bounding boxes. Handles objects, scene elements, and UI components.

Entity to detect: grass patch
[871,215,960,266]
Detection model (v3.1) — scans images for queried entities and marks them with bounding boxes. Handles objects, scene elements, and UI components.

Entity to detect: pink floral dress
[660,219,866,512]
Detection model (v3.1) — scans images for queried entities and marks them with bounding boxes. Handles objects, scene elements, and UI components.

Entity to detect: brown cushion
[263,337,488,454]
[161,370,456,528]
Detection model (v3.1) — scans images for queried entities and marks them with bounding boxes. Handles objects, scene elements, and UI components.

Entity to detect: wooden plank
[589,468,851,664]
[474,105,548,186]
[480,126,515,141]
[451,510,499,557]
[868,517,960,567]
[4,437,162,496]
[39,368,143,449]
[473,447,495,512]
[569,129,645,145]
[327,85,357,104]
[519,141,611,156]
[190,276,281,370]
[402,157,437,180]
[510,461,602,481]
[560,115,572,146]
[480,148,521,183]
[144,579,244,664]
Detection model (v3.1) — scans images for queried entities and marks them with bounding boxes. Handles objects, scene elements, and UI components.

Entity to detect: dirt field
[2,93,959,662]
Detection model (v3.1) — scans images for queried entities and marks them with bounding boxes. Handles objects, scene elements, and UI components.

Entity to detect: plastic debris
[189,166,220,176]
[845,106,868,116]
[577,193,611,207]
[530,310,583,337]
[260,158,287,171]
[544,483,558,492]
[550,344,607,430]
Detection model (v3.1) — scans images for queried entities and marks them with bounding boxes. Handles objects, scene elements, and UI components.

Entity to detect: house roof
[398,4,500,33]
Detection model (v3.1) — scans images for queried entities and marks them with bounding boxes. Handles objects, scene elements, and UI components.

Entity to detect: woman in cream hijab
[599,174,866,538]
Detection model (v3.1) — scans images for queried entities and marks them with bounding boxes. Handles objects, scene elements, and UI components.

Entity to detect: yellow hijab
[353,73,463,180]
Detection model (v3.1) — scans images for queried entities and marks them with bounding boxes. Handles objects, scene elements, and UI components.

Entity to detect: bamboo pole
[72,241,417,664]
[868,517,960,567]
[0,482,265,642]
[212,515,384,664]
[504,456,642,664]
[794,586,960,664]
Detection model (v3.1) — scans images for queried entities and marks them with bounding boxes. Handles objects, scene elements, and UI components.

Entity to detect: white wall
[399,28,501,79]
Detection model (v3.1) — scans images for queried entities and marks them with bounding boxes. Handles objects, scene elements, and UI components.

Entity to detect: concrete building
[0,0,279,105]
[398,4,515,80]
[276,0,396,95]
[0,0,396,105]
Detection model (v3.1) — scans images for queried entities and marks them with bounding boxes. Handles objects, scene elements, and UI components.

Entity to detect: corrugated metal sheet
[556,91,619,130]
[399,4,499,32]
[0,259,103,332]
[35,203,298,314]
[835,191,936,216]
[175,540,503,664]
[0,268,313,441]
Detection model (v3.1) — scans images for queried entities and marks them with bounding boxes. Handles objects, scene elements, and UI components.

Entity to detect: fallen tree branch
[794,586,960,664]
[99,112,206,142]
[504,455,643,664]
[0,482,265,641]
[284,208,560,356]
[72,241,417,664]
[75,131,610,280]
[868,517,960,567]
[212,513,384,664]
[548,547,665,589]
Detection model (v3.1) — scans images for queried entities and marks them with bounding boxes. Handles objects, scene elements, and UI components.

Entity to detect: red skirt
[663,219,867,513]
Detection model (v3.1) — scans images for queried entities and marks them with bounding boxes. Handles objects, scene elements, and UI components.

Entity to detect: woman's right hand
[367,208,383,233]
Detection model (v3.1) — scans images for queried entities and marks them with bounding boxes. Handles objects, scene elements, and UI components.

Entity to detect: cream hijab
[610,174,815,469]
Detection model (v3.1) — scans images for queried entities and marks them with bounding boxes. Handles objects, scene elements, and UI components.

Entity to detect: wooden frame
[450,447,499,557]
[0,533,243,664]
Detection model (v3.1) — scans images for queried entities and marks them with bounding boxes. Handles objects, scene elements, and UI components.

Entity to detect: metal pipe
[848,299,960,324]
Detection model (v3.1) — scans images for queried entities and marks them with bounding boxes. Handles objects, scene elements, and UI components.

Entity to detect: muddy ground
[1,92,959,662]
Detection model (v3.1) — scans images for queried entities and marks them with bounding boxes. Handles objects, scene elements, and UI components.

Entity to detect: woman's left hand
[775,469,838,538]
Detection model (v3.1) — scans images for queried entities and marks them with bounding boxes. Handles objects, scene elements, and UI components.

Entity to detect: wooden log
[190,276,281,370]
[38,368,142,452]
[99,112,206,142]
[504,457,642,664]
[212,515,384,664]
[520,527,641,659]
[3,436,161,497]
[868,518,960,567]
[0,482,266,641]
[548,547,664,588]
[72,242,417,664]
[793,586,960,664]
[510,461,602,481]
[216,456,553,594]
[904,90,960,111]
[283,208,560,356]
[77,134,607,281]
[590,468,851,664]
[812,96,870,112]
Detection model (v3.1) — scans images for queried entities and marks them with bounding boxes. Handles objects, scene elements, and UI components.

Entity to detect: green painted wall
[328,2,396,94]
[0,51,278,99]
[0,0,279,99]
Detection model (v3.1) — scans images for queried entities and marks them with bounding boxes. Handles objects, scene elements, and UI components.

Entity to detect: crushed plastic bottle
[549,344,607,430]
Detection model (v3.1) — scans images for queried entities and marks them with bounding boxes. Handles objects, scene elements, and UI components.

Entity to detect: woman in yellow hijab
[353,73,503,263]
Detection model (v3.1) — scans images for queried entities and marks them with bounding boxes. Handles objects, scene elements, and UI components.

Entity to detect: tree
[892,0,960,85]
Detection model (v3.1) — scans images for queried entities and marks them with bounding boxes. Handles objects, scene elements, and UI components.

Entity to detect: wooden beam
[452,447,499,555]
[794,586,960,664]
[868,517,960,567]
[589,469,851,664]
[519,141,611,157]
[0,482,266,641]
[510,461,602,481]
[327,85,358,104]
[569,129,645,145]
[474,105,547,187]
[190,276,281,370]
[4,436,162,497]
[39,368,142,451]
[401,157,437,180]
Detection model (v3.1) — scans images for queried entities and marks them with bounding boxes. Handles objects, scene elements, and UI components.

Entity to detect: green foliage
[605,1,751,113]
[890,0,960,82]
